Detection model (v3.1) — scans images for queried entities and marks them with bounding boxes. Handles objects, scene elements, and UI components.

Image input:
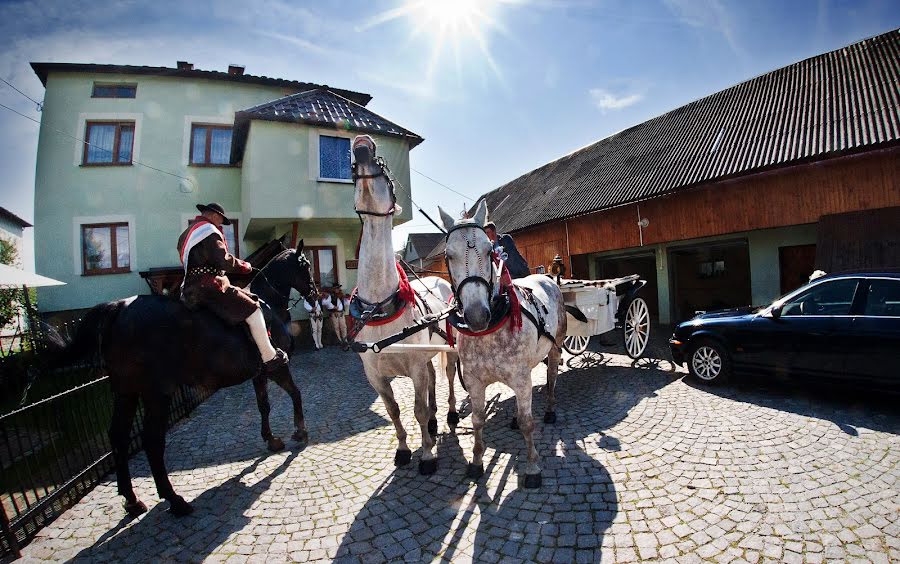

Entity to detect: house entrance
[595,252,659,321]
[668,240,751,322]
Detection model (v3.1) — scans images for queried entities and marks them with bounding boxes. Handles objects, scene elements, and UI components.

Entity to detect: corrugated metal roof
[231,88,424,162]
[481,29,900,233]
[405,233,445,260]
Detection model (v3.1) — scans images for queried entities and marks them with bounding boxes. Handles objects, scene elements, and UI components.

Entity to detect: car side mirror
[770,304,782,319]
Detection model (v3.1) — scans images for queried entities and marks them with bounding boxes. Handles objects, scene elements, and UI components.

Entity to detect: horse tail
[41,300,126,367]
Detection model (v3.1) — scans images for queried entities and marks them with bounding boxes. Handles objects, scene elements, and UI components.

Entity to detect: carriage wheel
[623,297,650,359]
[562,335,590,355]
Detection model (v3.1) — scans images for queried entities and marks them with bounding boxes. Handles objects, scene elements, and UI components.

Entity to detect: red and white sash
[180,220,226,274]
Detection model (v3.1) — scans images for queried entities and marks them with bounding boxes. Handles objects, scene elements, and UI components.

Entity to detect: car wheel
[687,339,731,385]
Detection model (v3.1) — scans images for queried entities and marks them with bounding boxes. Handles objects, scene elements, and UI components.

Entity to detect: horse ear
[296,238,304,253]
[438,206,456,231]
[473,200,488,227]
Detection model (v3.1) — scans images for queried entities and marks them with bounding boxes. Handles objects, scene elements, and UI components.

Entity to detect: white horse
[439,201,566,488]
[350,135,460,474]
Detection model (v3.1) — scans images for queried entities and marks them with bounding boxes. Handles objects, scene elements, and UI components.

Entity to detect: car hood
[692,306,762,320]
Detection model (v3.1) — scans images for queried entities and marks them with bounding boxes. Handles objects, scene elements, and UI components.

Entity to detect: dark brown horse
[44,240,316,516]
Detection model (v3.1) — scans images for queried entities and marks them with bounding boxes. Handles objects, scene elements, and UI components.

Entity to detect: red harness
[446,258,522,347]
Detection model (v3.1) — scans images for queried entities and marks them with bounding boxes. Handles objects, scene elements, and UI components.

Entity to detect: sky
[0,0,898,270]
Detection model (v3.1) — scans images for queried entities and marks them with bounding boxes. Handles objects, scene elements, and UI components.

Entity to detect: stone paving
[18,331,900,563]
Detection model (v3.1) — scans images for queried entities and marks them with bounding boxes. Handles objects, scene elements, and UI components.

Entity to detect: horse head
[352,135,401,221]
[259,239,318,306]
[439,200,495,332]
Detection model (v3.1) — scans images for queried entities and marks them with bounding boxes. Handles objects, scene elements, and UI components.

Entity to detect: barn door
[779,244,816,295]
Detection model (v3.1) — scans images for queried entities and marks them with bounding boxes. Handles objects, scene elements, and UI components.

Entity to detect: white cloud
[663,0,745,60]
[589,88,642,112]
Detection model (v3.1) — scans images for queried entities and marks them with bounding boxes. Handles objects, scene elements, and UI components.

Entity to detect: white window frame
[74,113,143,166]
[72,214,137,275]
[310,129,354,184]
[182,115,234,166]
[290,237,345,320]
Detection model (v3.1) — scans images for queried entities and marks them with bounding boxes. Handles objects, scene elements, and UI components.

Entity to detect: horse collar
[349,288,408,328]
[447,293,511,336]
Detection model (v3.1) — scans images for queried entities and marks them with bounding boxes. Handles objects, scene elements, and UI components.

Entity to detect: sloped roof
[0,207,32,228]
[30,62,370,106]
[405,233,445,260]
[481,29,900,233]
[231,88,424,162]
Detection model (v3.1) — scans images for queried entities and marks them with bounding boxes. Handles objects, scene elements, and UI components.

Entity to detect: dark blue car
[669,271,900,388]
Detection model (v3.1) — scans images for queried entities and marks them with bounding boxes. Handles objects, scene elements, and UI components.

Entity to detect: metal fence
[0,351,211,558]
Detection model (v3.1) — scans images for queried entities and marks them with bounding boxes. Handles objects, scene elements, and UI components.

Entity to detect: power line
[0,77,42,110]
[411,167,478,203]
[0,101,196,186]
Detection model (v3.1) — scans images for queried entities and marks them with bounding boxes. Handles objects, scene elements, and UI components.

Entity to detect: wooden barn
[478,30,900,324]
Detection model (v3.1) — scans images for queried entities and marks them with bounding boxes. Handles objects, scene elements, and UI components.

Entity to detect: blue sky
[1,0,898,268]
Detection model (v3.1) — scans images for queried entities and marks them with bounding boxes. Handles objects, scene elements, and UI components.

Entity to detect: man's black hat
[196,202,231,225]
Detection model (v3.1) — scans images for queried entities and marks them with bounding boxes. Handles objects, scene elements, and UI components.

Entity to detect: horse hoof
[292,429,309,443]
[544,411,557,424]
[123,499,147,516]
[267,437,285,452]
[523,473,542,489]
[509,416,519,430]
[447,411,460,428]
[466,463,484,480]
[418,458,437,475]
[167,495,194,516]
[428,419,438,437]
[394,449,412,466]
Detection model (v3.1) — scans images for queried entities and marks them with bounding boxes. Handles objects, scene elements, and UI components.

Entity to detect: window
[862,279,900,317]
[319,135,351,180]
[82,223,130,275]
[303,246,338,287]
[92,83,136,98]
[781,279,859,316]
[190,125,233,165]
[187,218,240,258]
[83,121,134,165]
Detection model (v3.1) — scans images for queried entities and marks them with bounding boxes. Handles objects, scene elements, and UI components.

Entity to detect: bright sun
[360,0,507,82]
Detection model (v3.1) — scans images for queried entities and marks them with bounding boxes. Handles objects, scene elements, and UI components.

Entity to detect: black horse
[45,240,316,516]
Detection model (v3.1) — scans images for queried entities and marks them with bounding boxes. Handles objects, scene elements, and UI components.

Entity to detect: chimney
[228,64,245,76]
[176,61,193,71]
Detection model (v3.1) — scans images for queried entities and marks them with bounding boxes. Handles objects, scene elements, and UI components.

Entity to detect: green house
[31,61,422,319]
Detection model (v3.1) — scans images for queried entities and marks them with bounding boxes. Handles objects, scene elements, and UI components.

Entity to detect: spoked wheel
[623,297,650,359]
[562,334,590,355]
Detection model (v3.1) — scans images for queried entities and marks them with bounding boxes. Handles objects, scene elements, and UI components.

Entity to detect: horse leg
[445,352,460,429]
[412,364,437,475]
[544,344,561,424]
[142,393,193,516]
[269,366,308,443]
[466,381,487,480]
[109,392,145,515]
[252,375,284,451]
[512,379,542,488]
[426,360,438,438]
[367,374,411,466]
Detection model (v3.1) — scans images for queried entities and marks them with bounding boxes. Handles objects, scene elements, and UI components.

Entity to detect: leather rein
[352,157,397,220]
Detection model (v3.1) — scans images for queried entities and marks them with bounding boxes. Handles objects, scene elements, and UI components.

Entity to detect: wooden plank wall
[511,147,900,271]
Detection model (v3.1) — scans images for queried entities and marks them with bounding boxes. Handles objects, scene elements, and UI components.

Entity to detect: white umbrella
[0,263,66,288]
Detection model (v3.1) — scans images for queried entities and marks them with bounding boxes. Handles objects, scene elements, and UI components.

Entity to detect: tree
[0,236,23,328]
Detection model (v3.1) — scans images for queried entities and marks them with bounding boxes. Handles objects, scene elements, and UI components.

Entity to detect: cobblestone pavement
[19,331,900,563]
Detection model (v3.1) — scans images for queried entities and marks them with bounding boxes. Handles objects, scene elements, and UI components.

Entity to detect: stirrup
[263,349,288,372]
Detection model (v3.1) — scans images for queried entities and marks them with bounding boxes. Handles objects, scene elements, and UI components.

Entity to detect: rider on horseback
[177,202,288,372]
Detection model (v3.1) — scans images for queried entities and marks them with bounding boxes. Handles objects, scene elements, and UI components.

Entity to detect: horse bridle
[444,222,499,312]
[352,156,397,219]
[251,250,317,309]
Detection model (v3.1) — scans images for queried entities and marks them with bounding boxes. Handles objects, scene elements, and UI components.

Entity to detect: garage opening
[595,252,659,321]
[669,240,751,322]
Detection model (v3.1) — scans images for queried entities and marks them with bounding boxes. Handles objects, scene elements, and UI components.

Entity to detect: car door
[846,278,900,386]
[773,278,860,378]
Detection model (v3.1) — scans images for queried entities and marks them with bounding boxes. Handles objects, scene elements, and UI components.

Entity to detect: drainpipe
[637,204,643,247]
[565,219,572,274]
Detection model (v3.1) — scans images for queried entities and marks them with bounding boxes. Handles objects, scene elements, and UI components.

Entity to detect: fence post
[0,502,22,558]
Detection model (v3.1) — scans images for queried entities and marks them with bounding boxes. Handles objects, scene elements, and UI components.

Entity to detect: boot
[246,309,288,371]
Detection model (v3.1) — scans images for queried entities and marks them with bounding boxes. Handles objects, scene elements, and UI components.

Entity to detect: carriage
[558,275,652,359]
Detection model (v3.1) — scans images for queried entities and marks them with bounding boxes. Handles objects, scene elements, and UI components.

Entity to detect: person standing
[177,203,287,371]
[304,292,324,349]
[484,221,531,279]
[321,289,347,345]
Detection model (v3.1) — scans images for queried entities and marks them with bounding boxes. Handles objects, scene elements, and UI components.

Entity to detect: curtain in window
[83,227,112,270]
[318,249,335,287]
[192,127,207,163]
[86,124,116,163]
[116,225,130,268]
[117,127,134,162]
[209,129,232,164]
[319,136,351,179]
[223,224,237,256]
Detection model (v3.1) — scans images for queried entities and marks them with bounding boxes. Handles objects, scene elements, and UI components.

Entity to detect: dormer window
[92,83,136,98]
